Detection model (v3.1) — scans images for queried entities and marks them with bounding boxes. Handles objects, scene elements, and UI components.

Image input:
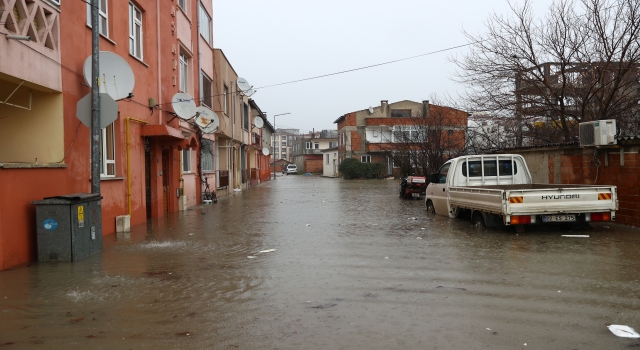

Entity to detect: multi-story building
[0,0,270,270]
[334,100,467,176]
[271,128,299,162]
[291,130,338,173]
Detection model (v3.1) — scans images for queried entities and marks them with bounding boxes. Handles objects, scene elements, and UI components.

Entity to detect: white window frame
[198,4,212,45]
[305,141,312,149]
[129,3,143,60]
[87,0,109,37]
[200,71,212,107]
[179,52,189,93]
[314,142,319,149]
[361,155,371,163]
[100,123,116,177]
[182,149,191,173]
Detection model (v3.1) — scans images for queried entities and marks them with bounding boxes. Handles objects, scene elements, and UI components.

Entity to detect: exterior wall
[304,156,323,173]
[322,150,339,177]
[508,140,640,227]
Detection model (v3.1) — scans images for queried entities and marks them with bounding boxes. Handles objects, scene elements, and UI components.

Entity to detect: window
[326,154,329,164]
[242,102,249,130]
[198,4,212,45]
[129,3,143,59]
[361,155,371,163]
[201,139,214,172]
[461,160,517,177]
[329,141,337,148]
[314,142,319,149]
[179,52,188,92]
[306,141,312,149]
[281,148,286,153]
[200,71,212,107]
[178,0,186,12]
[392,126,424,142]
[436,163,450,183]
[182,149,191,172]
[281,136,286,140]
[274,141,279,147]
[281,142,286,146]
[223,85,228,114]
[86,0,108,37]
[100,123,115,177]
[391,109,411,118]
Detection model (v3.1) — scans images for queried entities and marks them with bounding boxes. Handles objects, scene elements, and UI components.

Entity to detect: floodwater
[1,176,640,349]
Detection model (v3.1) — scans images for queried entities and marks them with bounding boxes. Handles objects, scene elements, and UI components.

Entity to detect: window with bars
[129,3,143,59]
[201,139,214,172]
[86,0,109,37]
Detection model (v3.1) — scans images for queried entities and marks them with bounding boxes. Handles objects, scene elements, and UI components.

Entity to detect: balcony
[252,132,261,146]
[1,0,61,92]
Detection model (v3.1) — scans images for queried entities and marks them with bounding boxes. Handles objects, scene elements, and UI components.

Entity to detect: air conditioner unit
[579,119,617,147]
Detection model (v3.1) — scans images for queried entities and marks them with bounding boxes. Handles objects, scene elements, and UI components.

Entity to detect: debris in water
[603,226,610,228]
[188,233,194,236]
[306,224,311,226]
[416,237,422,240]
[384,257,389,259]
[421,228,425,230]
[176,331,192,336]
[86,335,97,338]
[259,249,276,253]
[486,328,491,330]
[310,303,337,309]
[607,325,640,338]
[247,256,257,259]
[70,318,84,324]
[562,235,589,238]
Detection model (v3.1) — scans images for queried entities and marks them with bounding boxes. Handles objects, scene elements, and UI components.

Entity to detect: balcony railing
[252,133,261,145]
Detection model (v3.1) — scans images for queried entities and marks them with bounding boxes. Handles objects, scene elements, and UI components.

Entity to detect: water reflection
[1,176,639,349]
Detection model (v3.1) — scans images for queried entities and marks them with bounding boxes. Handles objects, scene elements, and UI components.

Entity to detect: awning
[141,125,197,149]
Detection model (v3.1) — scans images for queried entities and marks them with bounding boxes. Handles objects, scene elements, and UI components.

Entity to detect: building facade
[334,100,467,176]
[271,128,298,162]
[291,130,338,173]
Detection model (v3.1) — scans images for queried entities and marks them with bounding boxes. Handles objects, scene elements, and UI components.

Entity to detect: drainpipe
[126,117,149,216]
[156,0,162,124]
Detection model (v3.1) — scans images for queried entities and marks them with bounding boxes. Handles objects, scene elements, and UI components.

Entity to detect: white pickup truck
[425,154,618,228]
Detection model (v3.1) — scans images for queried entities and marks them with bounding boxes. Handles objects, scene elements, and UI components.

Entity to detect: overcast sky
[213,0,554,134]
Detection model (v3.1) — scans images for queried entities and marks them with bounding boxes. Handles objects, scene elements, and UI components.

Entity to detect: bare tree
[373,104,467,177]
[452,0,640,145]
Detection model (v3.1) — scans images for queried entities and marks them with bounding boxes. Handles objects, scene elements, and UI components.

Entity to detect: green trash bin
[31,193,103,262]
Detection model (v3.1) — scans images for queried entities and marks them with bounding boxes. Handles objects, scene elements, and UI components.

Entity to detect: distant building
[291,130,338,173]
[321,147,339,177]
[271,128,299,162]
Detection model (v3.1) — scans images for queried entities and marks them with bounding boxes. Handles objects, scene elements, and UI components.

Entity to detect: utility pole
[90,0,102,236]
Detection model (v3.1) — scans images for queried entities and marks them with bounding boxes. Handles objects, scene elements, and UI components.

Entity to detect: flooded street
[1,176,640,349]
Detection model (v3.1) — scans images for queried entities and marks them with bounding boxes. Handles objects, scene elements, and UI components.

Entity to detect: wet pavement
[1,176,640,349]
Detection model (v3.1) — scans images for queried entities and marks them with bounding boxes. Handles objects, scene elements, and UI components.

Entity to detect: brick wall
[523,145,640,228]
[305,158,323,173]
[351,130,362,151]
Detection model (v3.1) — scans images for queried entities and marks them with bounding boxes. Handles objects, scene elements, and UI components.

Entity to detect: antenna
[262,147,270,156]
[83,51,135,101]
[237,77,255,97]
[194,106,219,133]
[253,116,264,129]
[171,92,197,120]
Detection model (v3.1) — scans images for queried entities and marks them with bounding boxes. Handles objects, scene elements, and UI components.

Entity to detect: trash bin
[30,193,103,262]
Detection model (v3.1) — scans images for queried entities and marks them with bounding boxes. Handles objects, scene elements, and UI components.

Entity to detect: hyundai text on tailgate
[425,154,618,228]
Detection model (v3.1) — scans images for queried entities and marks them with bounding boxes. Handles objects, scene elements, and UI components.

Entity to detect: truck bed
[449,184,617,216]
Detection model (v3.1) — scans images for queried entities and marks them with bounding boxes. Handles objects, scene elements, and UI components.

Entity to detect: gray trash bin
[31,193,103,262]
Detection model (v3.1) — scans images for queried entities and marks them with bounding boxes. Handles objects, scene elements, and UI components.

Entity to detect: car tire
[426,200,435,214]
[472,212,486,229]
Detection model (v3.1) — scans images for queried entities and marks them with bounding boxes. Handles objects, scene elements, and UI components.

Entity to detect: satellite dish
[194,106,219,133]
[262,147,270,156]
[171,92,197,120]
[253,116,264,129]
[83,51,135,101]
[237,77,255,97]
[368,106,374,114]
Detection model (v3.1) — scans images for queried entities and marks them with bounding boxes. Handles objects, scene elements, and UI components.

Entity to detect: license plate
[543,215,576,222]
[412,193,420,198]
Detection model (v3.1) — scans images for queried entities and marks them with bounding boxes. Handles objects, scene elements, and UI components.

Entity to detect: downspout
[156,0,162,124]
[126,117,149,217]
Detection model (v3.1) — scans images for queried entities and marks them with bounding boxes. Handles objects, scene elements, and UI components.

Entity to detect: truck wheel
[472,213,485,229]
[426,200,435,214]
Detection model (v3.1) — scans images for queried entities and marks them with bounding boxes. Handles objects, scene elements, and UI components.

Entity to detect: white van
[284,164,298,175]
